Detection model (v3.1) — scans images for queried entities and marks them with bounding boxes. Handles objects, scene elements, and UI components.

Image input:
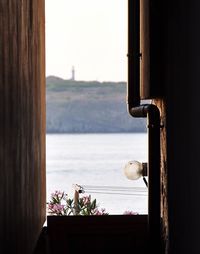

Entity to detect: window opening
[45,0,148,215]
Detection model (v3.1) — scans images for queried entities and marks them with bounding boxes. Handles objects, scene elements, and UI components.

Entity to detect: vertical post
[73,184,84,215]
[128,0,162,251]
[74,190,79,215]
[147,106,161,252]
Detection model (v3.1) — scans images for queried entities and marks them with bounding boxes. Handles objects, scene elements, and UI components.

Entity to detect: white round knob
[124,161,143,180]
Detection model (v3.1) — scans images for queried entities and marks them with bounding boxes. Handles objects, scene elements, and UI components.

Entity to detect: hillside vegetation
[46,76,146,133]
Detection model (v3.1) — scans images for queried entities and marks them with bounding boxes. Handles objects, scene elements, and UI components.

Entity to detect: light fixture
[124,161,148,186]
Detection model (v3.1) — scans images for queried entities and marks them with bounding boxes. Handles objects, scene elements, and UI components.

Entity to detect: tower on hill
[71,66,75,81]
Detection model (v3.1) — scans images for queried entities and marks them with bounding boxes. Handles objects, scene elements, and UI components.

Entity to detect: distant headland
[46,76,146,133]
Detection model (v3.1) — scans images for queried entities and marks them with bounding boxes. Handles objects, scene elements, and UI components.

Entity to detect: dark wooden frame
[47,215,148,253]
[0,1,46,253]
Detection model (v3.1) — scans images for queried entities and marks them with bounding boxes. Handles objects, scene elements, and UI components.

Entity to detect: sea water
[46,133,148,214]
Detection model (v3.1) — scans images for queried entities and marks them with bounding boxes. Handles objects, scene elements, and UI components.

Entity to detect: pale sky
[45,0,128,82]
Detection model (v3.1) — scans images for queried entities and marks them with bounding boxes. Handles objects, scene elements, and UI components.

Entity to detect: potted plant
[47,190,109,216]
[46,189,148,253]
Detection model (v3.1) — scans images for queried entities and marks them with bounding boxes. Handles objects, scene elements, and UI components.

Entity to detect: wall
[165,1,200,253]
[0,1,46,253]
[154,1,200,253]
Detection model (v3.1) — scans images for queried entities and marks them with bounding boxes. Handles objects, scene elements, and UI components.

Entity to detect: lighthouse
[71,66,75,81]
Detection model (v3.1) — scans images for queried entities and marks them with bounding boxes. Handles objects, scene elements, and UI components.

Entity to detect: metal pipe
[146,105,161,251]
[130,105,161,253]
[130,105,161,247]
[127,0,140,108]
[128,0,161,251]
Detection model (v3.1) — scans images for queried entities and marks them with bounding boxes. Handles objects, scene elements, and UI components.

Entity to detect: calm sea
[46,133,148,215]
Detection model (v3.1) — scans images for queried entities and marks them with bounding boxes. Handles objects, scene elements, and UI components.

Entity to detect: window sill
[47,215,148,253]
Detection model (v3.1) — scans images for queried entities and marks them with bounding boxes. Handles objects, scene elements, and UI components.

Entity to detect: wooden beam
[0,1,46,253]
